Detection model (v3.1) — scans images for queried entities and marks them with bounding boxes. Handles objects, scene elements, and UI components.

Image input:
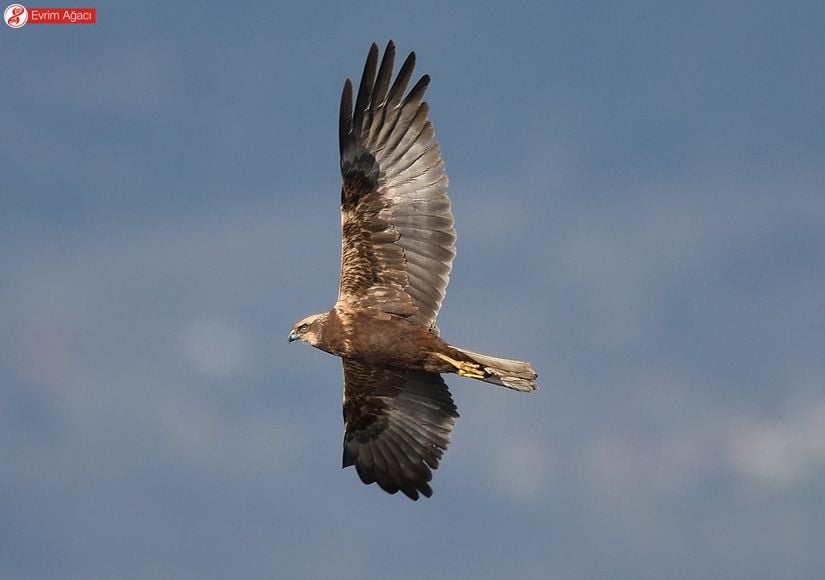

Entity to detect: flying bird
[288,41,537,500]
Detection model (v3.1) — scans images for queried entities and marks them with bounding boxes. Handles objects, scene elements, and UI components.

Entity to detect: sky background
[3,1,825,578]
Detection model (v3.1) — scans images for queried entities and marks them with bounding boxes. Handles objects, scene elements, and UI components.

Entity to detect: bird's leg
[433,352,486,379]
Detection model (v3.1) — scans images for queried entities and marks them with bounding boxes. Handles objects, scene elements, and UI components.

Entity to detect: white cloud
[726,400,825,486]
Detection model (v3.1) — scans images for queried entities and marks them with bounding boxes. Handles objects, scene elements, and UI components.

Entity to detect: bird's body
[294,308,480,375]
[289,41,537,500]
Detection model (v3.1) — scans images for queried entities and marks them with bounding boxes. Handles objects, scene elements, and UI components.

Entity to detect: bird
[288,41,537,500]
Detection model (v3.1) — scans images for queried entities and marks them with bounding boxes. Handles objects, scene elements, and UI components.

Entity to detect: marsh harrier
[289,41,537,500]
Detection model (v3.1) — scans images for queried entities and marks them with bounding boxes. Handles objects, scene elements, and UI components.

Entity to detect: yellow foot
[434,352,487,379]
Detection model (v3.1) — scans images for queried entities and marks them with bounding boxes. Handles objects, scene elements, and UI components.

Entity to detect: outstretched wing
[341,360,458,500]
[337,41,456,329]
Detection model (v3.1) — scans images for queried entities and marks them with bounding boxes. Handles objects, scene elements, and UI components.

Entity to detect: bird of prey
[288,41,537,500]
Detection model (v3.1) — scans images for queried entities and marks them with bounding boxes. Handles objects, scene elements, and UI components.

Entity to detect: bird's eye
[298,324,309,332]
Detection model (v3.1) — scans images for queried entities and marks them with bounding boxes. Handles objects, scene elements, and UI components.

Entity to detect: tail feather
[452,347,537,392]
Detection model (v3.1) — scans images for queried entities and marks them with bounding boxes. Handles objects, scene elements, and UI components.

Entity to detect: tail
[452,347,538,392]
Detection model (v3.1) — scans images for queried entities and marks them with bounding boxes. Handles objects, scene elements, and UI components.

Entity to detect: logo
[4,4,96,27]
[4,3,28,27]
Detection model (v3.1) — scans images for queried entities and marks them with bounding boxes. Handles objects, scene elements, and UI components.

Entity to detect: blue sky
[3,2,825,578]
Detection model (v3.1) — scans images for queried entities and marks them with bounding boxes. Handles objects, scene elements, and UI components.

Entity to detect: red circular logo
[4,4,28,28]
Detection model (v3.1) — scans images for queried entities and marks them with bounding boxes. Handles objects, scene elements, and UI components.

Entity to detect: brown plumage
[288,41,537,500]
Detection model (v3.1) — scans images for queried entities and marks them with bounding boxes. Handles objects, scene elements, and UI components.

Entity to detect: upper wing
[342,359,459,500]
[337,41,456,329]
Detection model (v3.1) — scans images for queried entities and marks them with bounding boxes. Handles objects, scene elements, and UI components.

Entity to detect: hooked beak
[288,329,298,343]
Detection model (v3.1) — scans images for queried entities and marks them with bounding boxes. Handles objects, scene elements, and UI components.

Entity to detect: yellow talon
[458,365,486,379]
[434,352,463,369]
[434,352,486,379]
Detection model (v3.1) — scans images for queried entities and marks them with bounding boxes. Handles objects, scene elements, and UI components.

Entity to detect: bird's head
[288,313,326,346]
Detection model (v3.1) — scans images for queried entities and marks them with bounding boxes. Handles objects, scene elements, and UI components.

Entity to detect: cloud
[726,399,825,486]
